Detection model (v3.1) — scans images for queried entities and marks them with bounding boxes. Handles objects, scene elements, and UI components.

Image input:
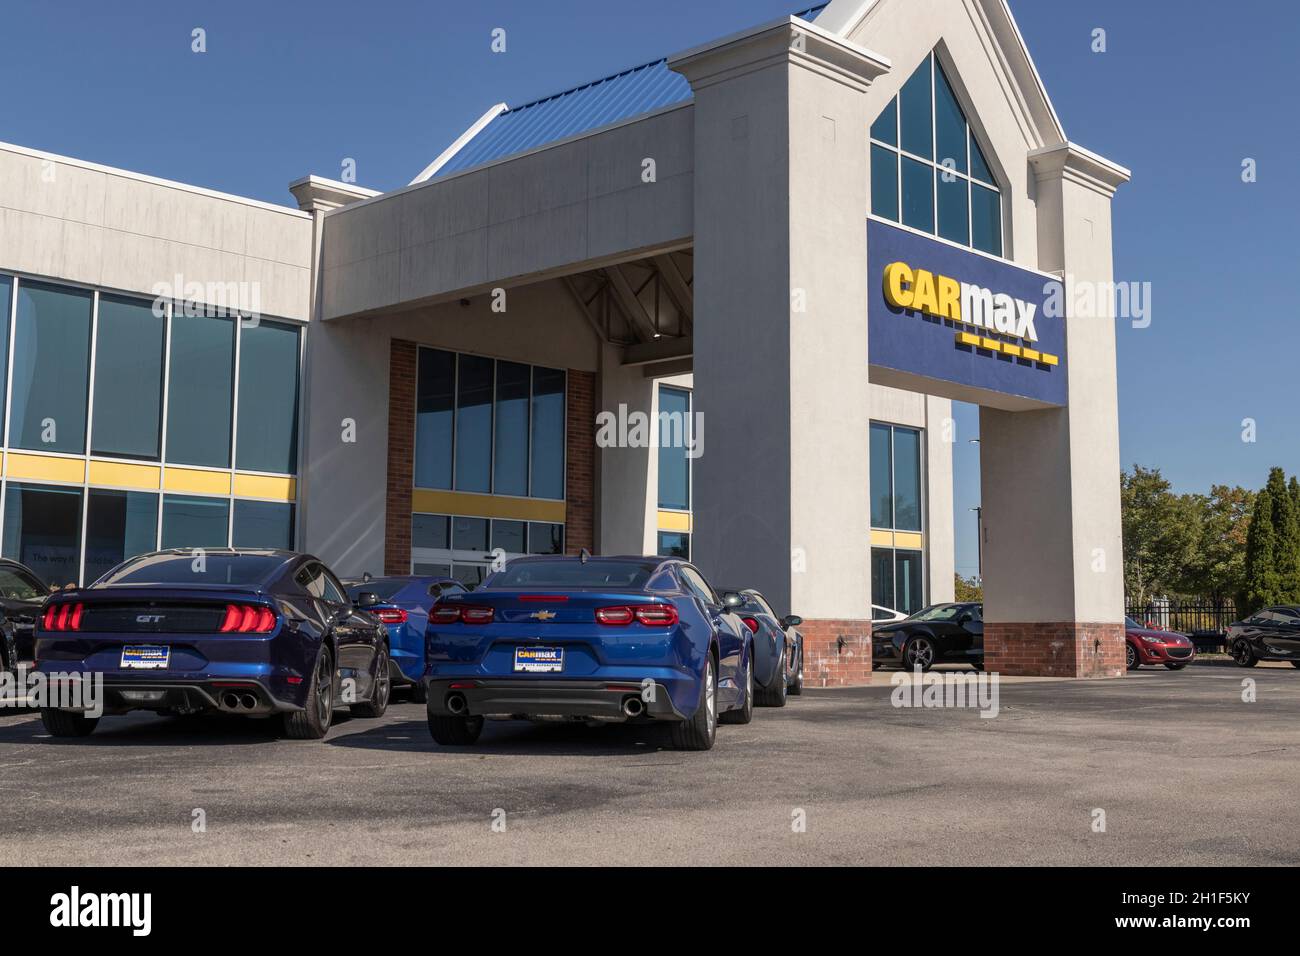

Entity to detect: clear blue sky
[2,0,1296,580]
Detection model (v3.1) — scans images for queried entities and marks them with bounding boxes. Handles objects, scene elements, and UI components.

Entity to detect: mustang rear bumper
[425,678,689,721]
[40,674,302,716]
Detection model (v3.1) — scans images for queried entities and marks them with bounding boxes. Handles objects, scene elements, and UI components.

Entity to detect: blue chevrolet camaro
[423,554,754,751]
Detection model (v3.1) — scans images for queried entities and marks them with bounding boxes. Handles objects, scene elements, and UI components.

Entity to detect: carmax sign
[867,219,1066,407]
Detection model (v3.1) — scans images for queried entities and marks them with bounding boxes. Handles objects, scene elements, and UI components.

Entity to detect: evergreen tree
[1273,469,1300,603]
[1244,483,1277,610]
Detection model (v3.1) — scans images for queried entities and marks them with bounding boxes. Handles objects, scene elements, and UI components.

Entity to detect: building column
[671,20,889,687]
[980,144,1130,677]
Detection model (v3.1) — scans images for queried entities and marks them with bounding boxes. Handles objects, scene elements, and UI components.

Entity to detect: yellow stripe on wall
[6,453,86,484]
[87,460,161,490]
[163,467,232,496]
[411,489,566,523]
[657,510,692,533]
[894,531,924,550]
[233,473,297,501]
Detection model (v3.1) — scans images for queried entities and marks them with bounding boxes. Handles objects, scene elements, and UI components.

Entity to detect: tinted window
[892,428,922,532]
[345,579,410,602]
[0,276,10,409]
[101,553,281,586]
[11,281,92,453]
[491,519,525,554]
[530,366,565,499]
[167,312,234,467]
[898,58,932,158]
[901,157,934,232]
[452,516,489,552]
[894,550,925,615]
[527,522,564,555]
[657,386,691,510]
[871,548,895,610]
[162,495,230,549]
[657,531,689,559]
[679,566,718,605]
[413,513,450,550]
[493,361,529,496]
[2,483,83,586]
[236,320,300,474]
[869,97,897,146]
[0,566,45,601]
[970,131,995,185]
[936,173,969,245]
[91,295,164,459]
[232,500,294,550]
[870,423,892,527]
[84,489,159,584]
[454,353,493,492]
[415,348,455,489]
[487,560,654,589]
[933,63,967,175]
[971,184,1002,257]
[870,145,899,222]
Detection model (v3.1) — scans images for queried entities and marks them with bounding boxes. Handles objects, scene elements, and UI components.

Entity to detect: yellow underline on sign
[956,331,981,347]
[1039,352,1059,366]
[979,336,1001,352]
[955,332,1058,366]
[1021,347,1041,361]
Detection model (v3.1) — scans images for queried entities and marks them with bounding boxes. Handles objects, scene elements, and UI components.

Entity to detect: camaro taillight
[219,604,277,634]
[430,602,494,625]
[42,603,85,631]
[374,608,408,625]
[596,604,679,627]
[741,616,760,634]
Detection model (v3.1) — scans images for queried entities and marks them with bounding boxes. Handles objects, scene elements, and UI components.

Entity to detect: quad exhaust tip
[220,692,259,710]
[622,696,644,718]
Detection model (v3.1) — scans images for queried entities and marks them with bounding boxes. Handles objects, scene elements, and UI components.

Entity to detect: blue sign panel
[867,219,1066,406]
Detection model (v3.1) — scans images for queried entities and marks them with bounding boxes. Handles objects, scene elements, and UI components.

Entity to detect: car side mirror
[782,614,803,628]
[721,592,744,609]
[356,591,381,608]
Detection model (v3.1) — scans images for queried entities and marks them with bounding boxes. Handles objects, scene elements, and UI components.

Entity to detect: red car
[1125,616,1196,671]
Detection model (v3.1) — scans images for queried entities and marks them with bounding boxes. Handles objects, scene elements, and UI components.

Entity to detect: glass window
[530,366,565,499]
[232,500,294,549]
[657,386,691,510]
[166,312,234,467]
[84,489,158,583]
[657,531,689,559]
[869,98,897,146]
[970,131,995,185]
[452,516,489,552]
[108,552,281,586]
[933,63,967,175]
[898,58,933,159]
[2,483,83,587]
[236,320,300,474]
[489,558,654,590]
[0,276,10,411]
[895,550,925,615]
[415,348,455,489]
[493,361,530,496]
[161,495,230,550]
[937,174,970,246]
[901,157,934,232]
[11,281,92,453]
[453,564,487,587]
[870,423,893,528]
[414,562,452,577]
[490,519,525,554]
[91,295,164,460]
[454,354,493,493]
[892,427,922,532]
[971,184,1003,257]
[527,522,564,555]
[413,513,450,550]
[871,547,895,611]
[870,145,899,223]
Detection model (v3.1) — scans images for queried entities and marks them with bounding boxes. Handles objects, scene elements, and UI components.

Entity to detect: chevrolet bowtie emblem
[531,610,557,621]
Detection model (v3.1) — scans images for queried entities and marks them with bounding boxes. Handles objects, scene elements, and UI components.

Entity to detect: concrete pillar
[980,144,1130,677]
[671,19,890,686]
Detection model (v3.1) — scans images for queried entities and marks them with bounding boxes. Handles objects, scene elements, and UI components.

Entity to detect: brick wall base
[984,622,1125,678]
[799,619,873,687]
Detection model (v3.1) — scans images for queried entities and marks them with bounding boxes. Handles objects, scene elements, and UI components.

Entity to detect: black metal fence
[1125,601,1237,652]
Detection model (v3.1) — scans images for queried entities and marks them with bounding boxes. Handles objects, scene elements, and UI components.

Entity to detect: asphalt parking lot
[0,660,1296,866]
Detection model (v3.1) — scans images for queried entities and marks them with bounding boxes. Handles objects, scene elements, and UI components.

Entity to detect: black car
[722,588,803,705]
[1226,606,1300,668]
[873,602,984,671]
[34,550,391,739]
[0,558,52,670]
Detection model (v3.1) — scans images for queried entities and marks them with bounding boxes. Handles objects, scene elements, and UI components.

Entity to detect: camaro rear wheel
[755,645,788,707]
[903,636,936,672]
[670,654,717,751]
[427,713,484,745]
[351,644,391,718]
[40,708,99,738]
[1231,640,1258,668]
[1126,642,1140,671]
[721,648,754,724]
[282,648,334,740]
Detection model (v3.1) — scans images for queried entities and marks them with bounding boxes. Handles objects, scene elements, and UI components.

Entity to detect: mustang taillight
[42,603,85,631]
[741,616,760,634]
[374,608,408,625]
[219,604,277,634]
[596,604,679,627]
[430,603,494,625]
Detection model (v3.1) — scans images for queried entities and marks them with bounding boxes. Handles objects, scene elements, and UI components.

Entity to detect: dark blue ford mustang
[33,550,391,739]
[424,555,754,751]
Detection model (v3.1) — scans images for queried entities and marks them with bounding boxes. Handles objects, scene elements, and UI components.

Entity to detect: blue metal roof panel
[434,4,826,178]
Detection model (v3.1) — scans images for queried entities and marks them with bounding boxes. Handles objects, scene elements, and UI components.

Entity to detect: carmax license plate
[514,646,563,673]
[121,646,170,670]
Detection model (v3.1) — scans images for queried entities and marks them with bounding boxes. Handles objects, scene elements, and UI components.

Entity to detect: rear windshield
[98,554,281,587]
[345,579,408,602]
[487,560,655,590]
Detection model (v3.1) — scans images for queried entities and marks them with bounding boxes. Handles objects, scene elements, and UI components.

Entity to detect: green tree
[1120,465,1199,607]
[1180,484,1254,610]
[953,573,983,602]
[1241,467,1300,610]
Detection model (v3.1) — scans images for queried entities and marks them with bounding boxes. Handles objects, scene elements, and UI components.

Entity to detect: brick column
[565,369,595,555]
[384,339,416,575]
[985,623,1124,678]
[799,619,873,687]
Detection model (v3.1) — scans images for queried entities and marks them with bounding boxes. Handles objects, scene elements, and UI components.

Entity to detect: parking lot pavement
[0,661,1295,867]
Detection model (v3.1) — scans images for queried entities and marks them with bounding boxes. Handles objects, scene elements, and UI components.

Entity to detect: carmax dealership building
[0,0,1128,682]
